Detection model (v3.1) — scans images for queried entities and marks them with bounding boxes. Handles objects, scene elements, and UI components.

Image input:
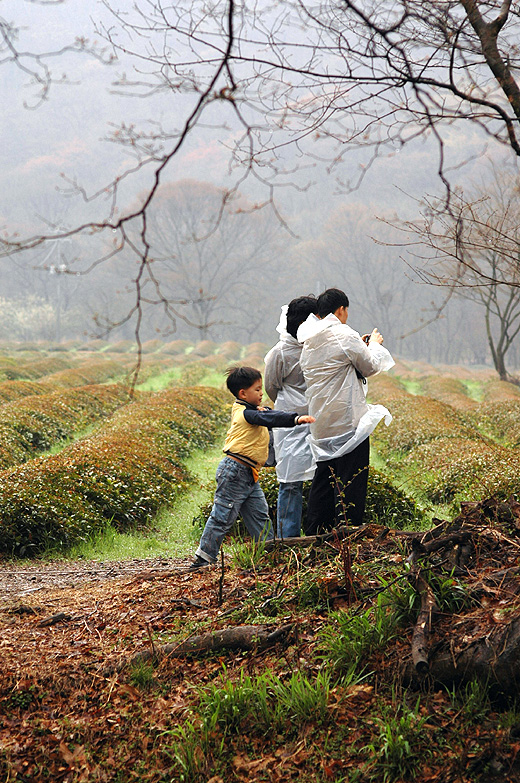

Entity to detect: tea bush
[216,341,242,360]
[371,396,482,458]
[241,353,265,370]
[170,353,191,366]
[107,340,134,353]
[481,379,520,402]
[198,355,228,371]
[162,340,191,355]
[472,400,520,445]
[0,387,229,556]
[190,340,217,357]
[17,355,77,379]
[367,374,411,402]
[0,384,131,469]
[364,468,427,529]
[0,358,36,381]
[42,359,125,388]
[179,363,208,387]
[418,376,478,412]
[245,342,269,357]
[139,339,164,354]
[0,381,51,403]
[78,339,107,351]
[426,443,520,505]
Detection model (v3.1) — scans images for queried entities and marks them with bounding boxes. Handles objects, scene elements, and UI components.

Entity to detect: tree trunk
[403,614,520,695]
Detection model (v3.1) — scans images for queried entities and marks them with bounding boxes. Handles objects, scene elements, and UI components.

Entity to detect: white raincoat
[297,313,394,462]
[264,307,316,483]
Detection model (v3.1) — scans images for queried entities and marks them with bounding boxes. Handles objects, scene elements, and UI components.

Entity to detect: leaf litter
[2,503,520,781]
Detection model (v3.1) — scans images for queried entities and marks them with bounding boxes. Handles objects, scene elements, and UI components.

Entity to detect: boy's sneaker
[188,555,211,571]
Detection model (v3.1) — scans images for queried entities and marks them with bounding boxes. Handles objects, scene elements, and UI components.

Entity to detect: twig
[218,549,225,606]
[145,620,156,659]
[269,563,288,600]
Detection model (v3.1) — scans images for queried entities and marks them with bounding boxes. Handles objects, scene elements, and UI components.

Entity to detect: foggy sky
[0,0,513,364]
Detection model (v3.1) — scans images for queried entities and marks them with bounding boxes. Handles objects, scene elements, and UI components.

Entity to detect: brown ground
[0,556,188,602]
[2,514,520,782]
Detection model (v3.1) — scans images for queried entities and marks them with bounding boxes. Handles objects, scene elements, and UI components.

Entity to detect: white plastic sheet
[297,313,394,461]
[264,310,316,483]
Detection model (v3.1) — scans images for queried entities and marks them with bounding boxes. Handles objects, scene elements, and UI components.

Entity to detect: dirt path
[0,556,191,603]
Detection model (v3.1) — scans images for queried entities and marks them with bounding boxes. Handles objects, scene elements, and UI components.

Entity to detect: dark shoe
[188,555,211,571]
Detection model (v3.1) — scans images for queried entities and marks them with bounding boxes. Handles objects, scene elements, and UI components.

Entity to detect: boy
[189,366,315,569]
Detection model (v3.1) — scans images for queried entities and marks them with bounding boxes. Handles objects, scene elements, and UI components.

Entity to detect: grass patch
[137,366,226,392]
[463,379,485,401]
[398,378,422,395]
[167,668,332,781]
[137,367,181,391]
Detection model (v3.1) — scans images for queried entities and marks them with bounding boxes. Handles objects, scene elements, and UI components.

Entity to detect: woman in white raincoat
[264,296,318,538]
[297,288,394,534]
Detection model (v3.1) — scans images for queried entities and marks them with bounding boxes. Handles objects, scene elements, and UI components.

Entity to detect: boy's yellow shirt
[223,401,270,471]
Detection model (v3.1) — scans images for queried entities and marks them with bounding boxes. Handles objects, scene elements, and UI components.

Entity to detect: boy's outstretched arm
[243,408,314,428]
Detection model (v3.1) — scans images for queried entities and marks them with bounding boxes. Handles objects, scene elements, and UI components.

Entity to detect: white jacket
[297,313,394,461]
[264,310,316,483]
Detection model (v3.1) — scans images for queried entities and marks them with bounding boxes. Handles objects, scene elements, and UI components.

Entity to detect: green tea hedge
[472,400,520,446]
[42,359,125,387]
[0,384,131,469]
[0,380,51,403]
[0,387,229,557]
[371,395,482,457]
[418,376,478,412]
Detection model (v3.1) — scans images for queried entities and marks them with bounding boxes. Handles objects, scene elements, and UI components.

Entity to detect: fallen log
[264,524,371,552]
[123,622,295,670]
[403,613,520,694]
[37,612,72,627]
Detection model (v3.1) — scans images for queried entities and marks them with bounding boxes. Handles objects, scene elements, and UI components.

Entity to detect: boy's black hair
[225,365,262,397]
[317,288,350,318]
[286,295,318,339]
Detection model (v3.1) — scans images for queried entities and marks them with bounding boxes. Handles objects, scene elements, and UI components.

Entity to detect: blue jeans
[196,457,273,563]
[277,481,303,538]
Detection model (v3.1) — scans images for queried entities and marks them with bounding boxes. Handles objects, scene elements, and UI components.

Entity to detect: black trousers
[304,437,370,535]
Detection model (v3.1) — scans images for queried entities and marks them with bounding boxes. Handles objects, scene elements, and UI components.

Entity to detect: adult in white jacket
[264,296,318,538]
[297,288,394,534]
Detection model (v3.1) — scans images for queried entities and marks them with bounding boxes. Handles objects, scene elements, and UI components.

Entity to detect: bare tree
[0,1,113,108]
[93,0,520,190]
[3,0,520,353]
[395,169,520,381]
[138,180,287,339]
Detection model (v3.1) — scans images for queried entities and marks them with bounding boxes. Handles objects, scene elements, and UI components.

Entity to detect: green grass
[463,379,485,401]
[398,378,422,395]
[137,368,225,392]
[137,368,181,391]
[62,438,223,561]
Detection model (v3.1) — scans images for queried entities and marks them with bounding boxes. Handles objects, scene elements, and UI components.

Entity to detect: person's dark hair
[225,366,262,397]
[286,295,318,339]
[317,288,349,318]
